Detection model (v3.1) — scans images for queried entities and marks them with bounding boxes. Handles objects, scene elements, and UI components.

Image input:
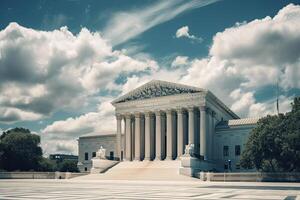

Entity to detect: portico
[112,80,239,162]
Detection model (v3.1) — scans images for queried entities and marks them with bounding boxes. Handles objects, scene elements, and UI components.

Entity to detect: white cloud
[171,56,189,67]
[178,4,300,117]
[210,3,300,89]
[41,98,116,155]
[103,0,218,46]
[0,22,156,123]
[175,26,203,43]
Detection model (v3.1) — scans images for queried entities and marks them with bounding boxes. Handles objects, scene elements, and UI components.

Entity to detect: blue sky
[0,0,300,155]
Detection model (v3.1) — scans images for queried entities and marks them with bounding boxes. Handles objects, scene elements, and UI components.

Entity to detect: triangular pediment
[112,80,205,104]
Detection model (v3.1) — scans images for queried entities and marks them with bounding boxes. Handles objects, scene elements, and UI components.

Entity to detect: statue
[184,144,194,157]
[96,146,106,159]
[90,146,117,174]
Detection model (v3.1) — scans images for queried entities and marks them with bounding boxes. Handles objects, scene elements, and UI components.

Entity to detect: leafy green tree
[0,128,43,171]
[37,157,56,172]
[57,160,79,172]
[240,97,300,172]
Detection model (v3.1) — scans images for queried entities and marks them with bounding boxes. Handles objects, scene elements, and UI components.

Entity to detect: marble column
[116,114,122,160]
[144,112,151,160]
[134,113,141,161]
[200,106,207,160]
[150,114,155,160]
[206,108,212,160]
[188,107,195,145]
[125,114,132,161]
[155,111,162,160]
[211,111,216,160]
[166,110,174,160]
[161,114,166,160]
[177,108,184,158]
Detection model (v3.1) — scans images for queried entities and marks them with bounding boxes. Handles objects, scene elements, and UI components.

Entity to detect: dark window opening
[85,152,88,160]
[223,146,229,157]
[92,152,96,158]
[84,167,87,171]
[110,151,114,160]
[224,164,228,170]
[235,145,241,156]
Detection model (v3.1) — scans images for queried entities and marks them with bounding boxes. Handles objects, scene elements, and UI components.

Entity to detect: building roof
[79,132,116,139]
[111,79,239,119]
[216,117,259,128]
[111,80,205,104]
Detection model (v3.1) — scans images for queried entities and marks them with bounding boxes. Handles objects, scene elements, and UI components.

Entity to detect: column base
[143,157,151,161]
[165,156,173,161]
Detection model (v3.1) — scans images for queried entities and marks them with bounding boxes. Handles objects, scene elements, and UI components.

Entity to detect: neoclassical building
[78,80,258,172]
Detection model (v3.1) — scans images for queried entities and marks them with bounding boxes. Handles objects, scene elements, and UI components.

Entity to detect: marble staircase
[73,160,198,181]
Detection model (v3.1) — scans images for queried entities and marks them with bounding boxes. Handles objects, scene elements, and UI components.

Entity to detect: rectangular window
[223,146,229,157]
[85,152,88,160]
[235,145,241,156]
[110,151,114,160]
[92,152,96,158]
[224,164,228,170]
[84,167,87,171]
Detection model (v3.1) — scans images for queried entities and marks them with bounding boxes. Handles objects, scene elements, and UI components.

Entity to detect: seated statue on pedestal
[96,146,106,160]
[184,144,194,157]
[91,146,117,174]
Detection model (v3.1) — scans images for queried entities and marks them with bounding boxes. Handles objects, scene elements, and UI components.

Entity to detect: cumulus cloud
[0,22,156,123]
[171,56,189,67]
[210,4,300,89]
[41,97,116,154]
[103,0,218,46]
[178,4,300,117]
[175,26,203,43]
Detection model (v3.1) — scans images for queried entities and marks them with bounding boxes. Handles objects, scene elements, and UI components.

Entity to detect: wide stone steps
[73,160,198,181]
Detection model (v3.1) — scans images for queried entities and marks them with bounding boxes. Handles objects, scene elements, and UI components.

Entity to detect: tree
[37,157,56,172]
[240,97,300,172]
[0,128,43,171]
[57,160,79,172]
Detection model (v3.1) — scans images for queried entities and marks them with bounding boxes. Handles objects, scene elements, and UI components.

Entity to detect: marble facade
[111,80,239,162]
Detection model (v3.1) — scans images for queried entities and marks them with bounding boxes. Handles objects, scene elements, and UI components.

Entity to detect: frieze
[112,80,204,104]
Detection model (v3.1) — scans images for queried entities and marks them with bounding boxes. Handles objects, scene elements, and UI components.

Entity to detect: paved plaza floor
[0,179,300,200]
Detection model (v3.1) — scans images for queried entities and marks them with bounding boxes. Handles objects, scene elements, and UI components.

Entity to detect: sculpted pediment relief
[112,80,204,104]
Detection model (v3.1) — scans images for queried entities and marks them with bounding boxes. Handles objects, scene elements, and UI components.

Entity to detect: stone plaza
[1,179,300,200]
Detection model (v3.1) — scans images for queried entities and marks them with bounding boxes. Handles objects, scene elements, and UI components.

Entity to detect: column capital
[125,113,132,119]
[166,109,175,115]
[144,111,153,117]
[199,106,207,112]
[134,112,141,118]
[187,107,195,112]
[154,110,163,116]
[176,107,184,114]
[212,111,216,117]
[206,107,212,115]
[116,114,122,120]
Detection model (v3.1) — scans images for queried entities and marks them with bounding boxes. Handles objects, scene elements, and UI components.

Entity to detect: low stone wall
[0,172,88,179]
[55,172,87,179]
[0,172,55,179]
[199,172,300,182]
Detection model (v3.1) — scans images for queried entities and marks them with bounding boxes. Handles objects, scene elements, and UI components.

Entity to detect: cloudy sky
[1,0,300,155]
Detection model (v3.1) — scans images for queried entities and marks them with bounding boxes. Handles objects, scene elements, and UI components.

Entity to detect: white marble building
[78,80,258,172]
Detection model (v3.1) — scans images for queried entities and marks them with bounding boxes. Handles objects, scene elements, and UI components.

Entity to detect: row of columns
[115,106,216,161]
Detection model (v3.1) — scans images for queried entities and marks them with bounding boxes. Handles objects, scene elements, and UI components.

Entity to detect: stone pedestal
[90,147,118,174]
[179,144,220,177]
